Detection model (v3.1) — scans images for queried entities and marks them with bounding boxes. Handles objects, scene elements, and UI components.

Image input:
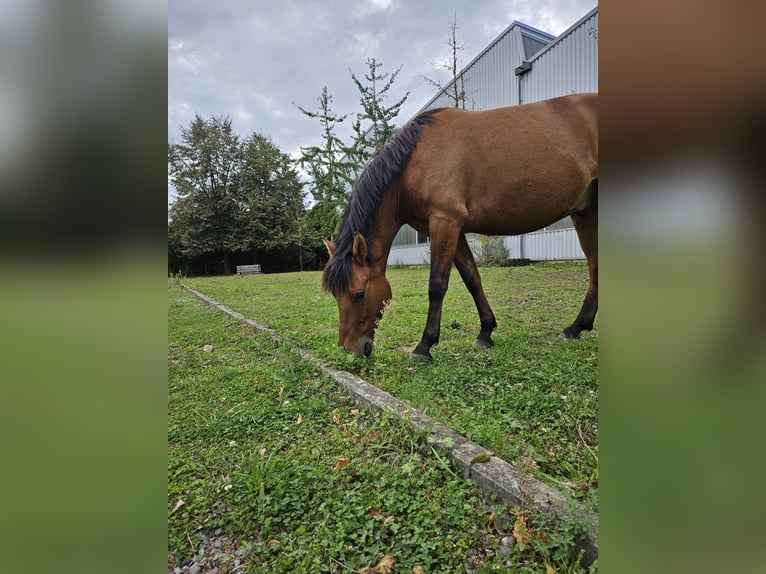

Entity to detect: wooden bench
[236,264,261,275]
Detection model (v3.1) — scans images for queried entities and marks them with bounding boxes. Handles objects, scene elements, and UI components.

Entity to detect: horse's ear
[352,232,367,263]
[322,237,336,257]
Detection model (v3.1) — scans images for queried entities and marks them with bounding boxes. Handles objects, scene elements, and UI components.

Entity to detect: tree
[168,115,244,274]
[420,12,470,109]
[238,132,305,264]
[296,63,409,243]
[348,58,410,163]
[295,87,356,240]
[168,115,305,274]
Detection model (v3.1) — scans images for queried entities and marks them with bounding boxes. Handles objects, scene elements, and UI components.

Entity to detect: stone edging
[180,284,598,564]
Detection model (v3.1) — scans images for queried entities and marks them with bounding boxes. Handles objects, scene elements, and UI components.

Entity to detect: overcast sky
[168,0,596,171]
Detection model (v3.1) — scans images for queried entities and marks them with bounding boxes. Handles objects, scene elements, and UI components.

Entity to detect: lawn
[168,273,598,572]
[183,262,598,501]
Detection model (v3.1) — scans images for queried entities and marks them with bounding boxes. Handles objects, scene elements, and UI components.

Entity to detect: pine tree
[349,58,410,163]
[295,87,356,239]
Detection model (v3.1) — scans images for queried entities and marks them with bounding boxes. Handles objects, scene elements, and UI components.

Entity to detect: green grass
[169,282,597,572]
[183,262,598,504]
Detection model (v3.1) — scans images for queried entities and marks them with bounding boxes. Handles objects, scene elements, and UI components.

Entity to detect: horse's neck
[367,186,402,271]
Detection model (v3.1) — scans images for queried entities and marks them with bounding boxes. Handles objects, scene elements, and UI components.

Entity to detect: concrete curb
[180,284,598,564]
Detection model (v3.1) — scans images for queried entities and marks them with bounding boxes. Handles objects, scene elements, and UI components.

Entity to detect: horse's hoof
[474,338,494,349]
[409,351,433,362]
[558,330,580,340]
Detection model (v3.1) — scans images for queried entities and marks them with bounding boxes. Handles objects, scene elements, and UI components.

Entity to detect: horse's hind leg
[454,234,497,348]
[561,180,598,339]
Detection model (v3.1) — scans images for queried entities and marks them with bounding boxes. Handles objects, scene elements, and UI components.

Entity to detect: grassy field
[168,282,597,572]
[168,272,598,573]
[183,262,598,502]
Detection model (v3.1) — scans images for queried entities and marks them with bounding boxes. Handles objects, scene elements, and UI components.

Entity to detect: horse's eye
[353,291,365,302]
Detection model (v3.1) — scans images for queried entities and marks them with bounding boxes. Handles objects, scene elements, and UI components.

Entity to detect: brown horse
[322,93,598,361]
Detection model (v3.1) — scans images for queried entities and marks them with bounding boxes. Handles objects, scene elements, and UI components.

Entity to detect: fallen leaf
[278,386,284,397]
[350,408,360,416]
[333,457,350,470]
[486,512,496,532]
[203,344,213,352]
[296,413,303,425]
[544,559,557,574]
[512,510,533,548]
[267,539,279,549]
[360,554,395,574]
[370,508,383,519]
[413,567,425,574]
[170,498,185,515]
[332,408,340,425]
[368,430,379,441]
[486,385,495,392]
[258,447,267,456]
[383,515,395,527]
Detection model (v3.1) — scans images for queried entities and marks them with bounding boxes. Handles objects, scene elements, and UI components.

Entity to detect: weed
[235,443,283,498]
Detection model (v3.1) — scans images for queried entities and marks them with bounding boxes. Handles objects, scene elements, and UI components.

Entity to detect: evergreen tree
[349,58,410,163]
[294,87,356,239]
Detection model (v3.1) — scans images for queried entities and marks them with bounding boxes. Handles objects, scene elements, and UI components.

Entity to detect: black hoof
[409,351,433,362]
[474,338,494,349]
[558,329,581,340]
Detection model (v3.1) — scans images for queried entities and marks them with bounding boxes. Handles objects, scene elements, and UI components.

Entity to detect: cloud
[168,0,597,186]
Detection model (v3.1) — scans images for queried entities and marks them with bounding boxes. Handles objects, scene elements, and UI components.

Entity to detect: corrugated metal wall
[388,7,598,265]
[520,9,598,104]
[517,228,585,260]
[422,22,554,111]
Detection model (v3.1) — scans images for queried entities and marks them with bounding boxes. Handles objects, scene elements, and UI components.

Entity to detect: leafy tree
[168,115,304,274]
[168,115,244,274]
[349,58,410,162]
[238,133,305,263]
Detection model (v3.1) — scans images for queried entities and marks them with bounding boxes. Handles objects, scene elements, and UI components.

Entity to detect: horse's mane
[322,109,438,294]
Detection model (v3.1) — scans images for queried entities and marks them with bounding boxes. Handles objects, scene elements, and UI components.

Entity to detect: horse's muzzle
[343,336,374,358]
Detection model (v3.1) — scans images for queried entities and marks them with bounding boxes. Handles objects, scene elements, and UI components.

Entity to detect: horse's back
[401,94,598,234]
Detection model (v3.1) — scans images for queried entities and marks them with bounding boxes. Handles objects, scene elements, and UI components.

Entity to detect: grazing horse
[322,93,598,361]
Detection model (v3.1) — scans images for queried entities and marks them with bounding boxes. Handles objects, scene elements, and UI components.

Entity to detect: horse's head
[323,233,391,358]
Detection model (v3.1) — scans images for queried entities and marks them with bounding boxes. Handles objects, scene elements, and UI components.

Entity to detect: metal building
[388,6,598,266]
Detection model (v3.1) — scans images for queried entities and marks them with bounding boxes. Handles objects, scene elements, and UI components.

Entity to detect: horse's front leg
[454,234,497,348]
[411,218,461,362]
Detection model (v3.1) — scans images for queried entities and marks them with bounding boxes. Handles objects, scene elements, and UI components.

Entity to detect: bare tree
[420,12,469,109]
